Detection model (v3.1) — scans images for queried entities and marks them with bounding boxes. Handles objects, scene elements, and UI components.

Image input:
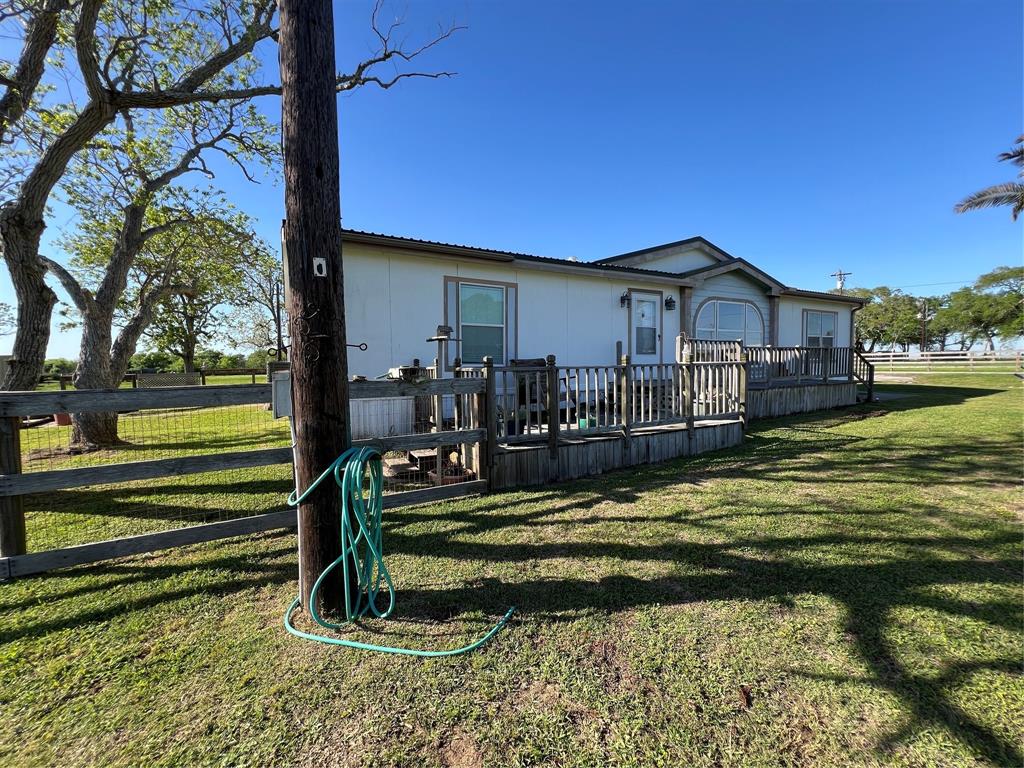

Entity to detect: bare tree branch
[0,0,70,144]
[74,0,105,101]
[38,253,94,312]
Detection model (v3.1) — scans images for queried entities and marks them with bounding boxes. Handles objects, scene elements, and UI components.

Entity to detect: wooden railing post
[822,346,831,384]
[545,354,559,459]
[481,357,496,491]
[847,347,855,383]
[738,352,748,429]
[619,351,632,447]
[0,416,26,560]
[453,357,464,432]
[682,347,695,438]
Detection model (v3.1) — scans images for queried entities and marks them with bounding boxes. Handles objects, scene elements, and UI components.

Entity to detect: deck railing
[470,354,747,446]
[743,346,852,384]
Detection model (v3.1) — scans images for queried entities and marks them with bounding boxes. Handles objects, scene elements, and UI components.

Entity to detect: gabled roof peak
[595,236,735,265]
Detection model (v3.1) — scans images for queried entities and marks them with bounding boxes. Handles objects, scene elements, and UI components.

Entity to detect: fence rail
[862,349,1023,371]
[0,377,490,578]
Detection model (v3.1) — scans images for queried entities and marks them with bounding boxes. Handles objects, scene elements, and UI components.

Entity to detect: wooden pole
[0,417,26,559]
[545,354,559,458]
[738,352,748,430]
[279,0,351,614]
[482,357,496,491]
[619,351,632,447]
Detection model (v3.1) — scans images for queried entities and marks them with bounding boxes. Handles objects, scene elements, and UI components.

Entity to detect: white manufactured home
[339,230,865,378]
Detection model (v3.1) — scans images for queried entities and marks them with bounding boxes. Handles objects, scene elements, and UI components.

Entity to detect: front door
[629,291,662,363]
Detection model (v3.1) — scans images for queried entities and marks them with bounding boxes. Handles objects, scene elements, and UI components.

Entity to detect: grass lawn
[1,373,1021,767]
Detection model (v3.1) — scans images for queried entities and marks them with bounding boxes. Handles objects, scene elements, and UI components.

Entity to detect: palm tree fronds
[997,139,1024,169]
[954,182,1024,220]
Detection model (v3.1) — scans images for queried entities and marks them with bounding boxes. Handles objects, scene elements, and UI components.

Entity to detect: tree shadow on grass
[10,380,1021,762]
[0,534,296,640]
[380,518,1021,765]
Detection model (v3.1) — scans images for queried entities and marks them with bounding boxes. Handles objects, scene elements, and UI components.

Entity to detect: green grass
[1,373,1021,767]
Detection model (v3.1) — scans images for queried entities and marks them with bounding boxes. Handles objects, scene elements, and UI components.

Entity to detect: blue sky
[3,0,1022,358]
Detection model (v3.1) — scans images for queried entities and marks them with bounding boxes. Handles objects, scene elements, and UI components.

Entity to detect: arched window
[694,300,764,346]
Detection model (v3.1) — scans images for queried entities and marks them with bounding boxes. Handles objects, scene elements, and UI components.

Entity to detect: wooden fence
[0,378,487,578]
[862,349,1023,371]
[41,367,272,390]
[1,351,751,578]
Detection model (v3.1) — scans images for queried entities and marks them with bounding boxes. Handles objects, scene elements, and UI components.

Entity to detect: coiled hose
[283,445,514,656]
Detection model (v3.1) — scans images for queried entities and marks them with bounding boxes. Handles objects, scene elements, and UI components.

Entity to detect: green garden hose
[283,445,514,656]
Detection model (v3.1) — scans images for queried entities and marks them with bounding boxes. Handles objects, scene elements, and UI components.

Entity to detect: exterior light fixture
[664,296,677,311]
[620,291,630,308]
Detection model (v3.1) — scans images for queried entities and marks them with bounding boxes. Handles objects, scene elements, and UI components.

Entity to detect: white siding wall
[690,272,771,340]
[777,297,854,347]
[615,245,717,274]
[342,244,682,377]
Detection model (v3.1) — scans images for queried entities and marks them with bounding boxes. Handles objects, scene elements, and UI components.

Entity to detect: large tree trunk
[69,310,124,449]
[0,209,56,391]
[180,339,197,372]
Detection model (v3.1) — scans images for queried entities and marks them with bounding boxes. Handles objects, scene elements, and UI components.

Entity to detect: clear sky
[3,0,1022,358]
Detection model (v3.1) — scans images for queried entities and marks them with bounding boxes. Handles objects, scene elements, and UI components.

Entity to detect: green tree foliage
[129,350,174,371]
[850,287,922,352]
[1,0,461,390]
[856,266,1023,352]
[223,241,286,354]
[141,217,257,372]
[42,358,76,374]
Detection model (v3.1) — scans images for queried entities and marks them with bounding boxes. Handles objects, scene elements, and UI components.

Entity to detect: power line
[889,279,975,290]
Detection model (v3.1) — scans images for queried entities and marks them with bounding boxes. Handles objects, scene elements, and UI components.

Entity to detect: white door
[630,291,662,363]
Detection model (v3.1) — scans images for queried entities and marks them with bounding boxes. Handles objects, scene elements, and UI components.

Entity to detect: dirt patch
[841,409,889,422]
[514,679,564,710]
[439,731,483,768]
[589,638,637,693]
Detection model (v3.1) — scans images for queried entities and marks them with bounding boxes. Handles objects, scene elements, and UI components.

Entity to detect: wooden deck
[747,381,858,420]
[490,418,743,491]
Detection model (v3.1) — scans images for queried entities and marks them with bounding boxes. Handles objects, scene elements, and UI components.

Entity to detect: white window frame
[803,309,838,348]
[459,282,505,365]
[443,276,517,368]
[694,298,765,346]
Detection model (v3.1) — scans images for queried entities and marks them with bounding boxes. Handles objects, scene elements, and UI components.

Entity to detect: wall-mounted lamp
[664,296,677,311]
[619,291,631,308]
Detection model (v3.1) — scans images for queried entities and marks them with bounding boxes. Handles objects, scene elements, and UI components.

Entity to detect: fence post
[847,347,855,383]
[545,354,559,459]
[482,357,496,491]
[619,350,632,447]
[433,357,443,486]
[453,356,464,432]
[738,351,748,430]
[821,347,830,384]
[682,346,695,438]
[0,416,26,560]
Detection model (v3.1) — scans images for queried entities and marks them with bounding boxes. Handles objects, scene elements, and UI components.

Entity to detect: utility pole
[279,0,351,614]
[919,298,928,352]
[831,269,852,295]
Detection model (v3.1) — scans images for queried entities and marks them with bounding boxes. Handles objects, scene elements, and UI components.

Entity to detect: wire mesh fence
[2,381,486,556]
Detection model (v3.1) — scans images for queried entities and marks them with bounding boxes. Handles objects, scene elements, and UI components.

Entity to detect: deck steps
[383,456,420,479]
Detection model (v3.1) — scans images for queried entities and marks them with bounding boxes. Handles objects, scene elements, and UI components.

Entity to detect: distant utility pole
[919,298,928,352]
[831,269,852,295]
[279,0,351,614]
